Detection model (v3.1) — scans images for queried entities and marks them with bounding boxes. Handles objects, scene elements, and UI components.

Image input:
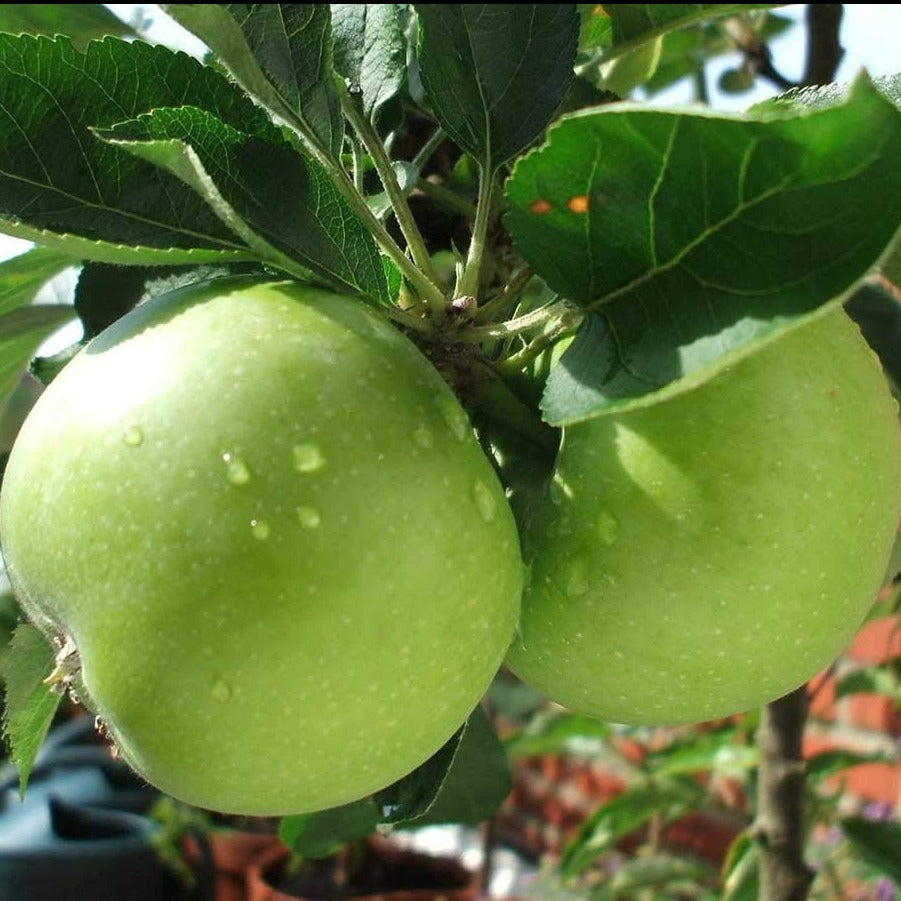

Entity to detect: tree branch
[753,686,816,901]
[802,4,844,87]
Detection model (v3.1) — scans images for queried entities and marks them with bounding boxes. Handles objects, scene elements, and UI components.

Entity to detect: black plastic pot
[0,717,207,901]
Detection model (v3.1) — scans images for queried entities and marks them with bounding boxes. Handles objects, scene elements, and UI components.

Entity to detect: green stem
[411,127,446,172]
[340,92,443,302]
[475,267,534,323]
[350,137,366,192]
[382,305,432,334]
[456,162,494,302]
[279,104,445,312]
[415,178,477,219]
[496,313,583,376]
[459,301,571,343]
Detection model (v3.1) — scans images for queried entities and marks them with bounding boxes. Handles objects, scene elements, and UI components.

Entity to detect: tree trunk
[754,686,815,901]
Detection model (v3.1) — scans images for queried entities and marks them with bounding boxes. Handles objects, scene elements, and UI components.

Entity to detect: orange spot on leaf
[567,195,589,214]
[592,5,608,16]
[529,199,552,215]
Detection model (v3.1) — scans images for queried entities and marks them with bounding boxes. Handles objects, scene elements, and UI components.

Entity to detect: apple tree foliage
[0,1,900,887]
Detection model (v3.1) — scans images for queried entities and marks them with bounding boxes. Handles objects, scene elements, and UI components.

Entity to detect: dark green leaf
[0,247,76,319]
[75,264,154,341]
[410,706,513,826]
[806,749,890,781]
[562,778,705,877]
[374,721,465,824]
[0,305,74,409]
[415,5,578,168]
[2,623,62,797]
[599,5,783,62]
[98,106,393,303]
[504,76,901,423]
[841,817,901,886]
[331,4,406,128]
[0,4,138,48]
[0,34,276,264]
[279,798,380,859]
[163,4,343,158]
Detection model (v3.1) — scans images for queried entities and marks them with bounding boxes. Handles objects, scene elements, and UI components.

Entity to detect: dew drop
[296,505,321,529]
[211,678,232,702]
[596,509,619,546]
[250,518,270,540]
[439,397,468,441]
[471,480,496,522]
[293,443,325,473]
[222,452,250,485]
[122,425,144,447]
[413,424,434,449]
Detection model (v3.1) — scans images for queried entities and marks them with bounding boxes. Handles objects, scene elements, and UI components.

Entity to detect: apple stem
[753,686,815,901]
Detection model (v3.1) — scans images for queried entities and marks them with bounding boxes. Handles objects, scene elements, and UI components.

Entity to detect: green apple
[0,278,522,815]
[507,309,901,725]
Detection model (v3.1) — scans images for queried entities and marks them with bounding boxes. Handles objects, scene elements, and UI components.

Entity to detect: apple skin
[507,309,901,725]
[0,278,522,815]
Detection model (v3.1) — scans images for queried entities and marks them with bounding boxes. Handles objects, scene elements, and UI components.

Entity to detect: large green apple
[0,278,522,814]
[507,309,901,725]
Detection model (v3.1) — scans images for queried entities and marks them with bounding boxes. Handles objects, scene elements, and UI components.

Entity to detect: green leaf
[561,778,705,877]
[0,4,138,48]
[721,831,759,901]
[644,727,758,777]
[0,305,74,409]
[331,4,406,128]
[806,749,891,781]
[757,72,901,115]
[0,34,283,261]
[415,5,578,168]
[594,853,715,899]
[2,623,62,797]
[163,4,343,158]
[841,817,901,886]
[279,798,380,859]
[98,106,393,303]
[374,721,466,824]
[504,75,901,423]
[0,247,76,319]
[410,706,513,826]
[599,4,784,62]
[505,710,611,757]
[834,666,901,704]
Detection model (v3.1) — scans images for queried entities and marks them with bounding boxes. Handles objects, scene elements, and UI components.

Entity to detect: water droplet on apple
[293,443,325,473]
[439,397,468,441]
[211,678,232,701]
[566,556,590,598]
[296,505,321,529]
[596,509,619,546]
[550,472,574,506]
[222,452,250,485]
[413,424,434,449]
[472,480,496,522]
[122,425,144,447]
[250,518,270,540]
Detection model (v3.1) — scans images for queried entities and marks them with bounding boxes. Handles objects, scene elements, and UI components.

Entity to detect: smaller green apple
[507,309,901,725]
[0,278,523,814]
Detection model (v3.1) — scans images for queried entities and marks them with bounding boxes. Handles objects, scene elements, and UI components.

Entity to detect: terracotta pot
[183,829,280,901]
[246,837,477,901]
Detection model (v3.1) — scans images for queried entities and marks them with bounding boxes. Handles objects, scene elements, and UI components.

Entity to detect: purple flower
[874,876,896,901]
